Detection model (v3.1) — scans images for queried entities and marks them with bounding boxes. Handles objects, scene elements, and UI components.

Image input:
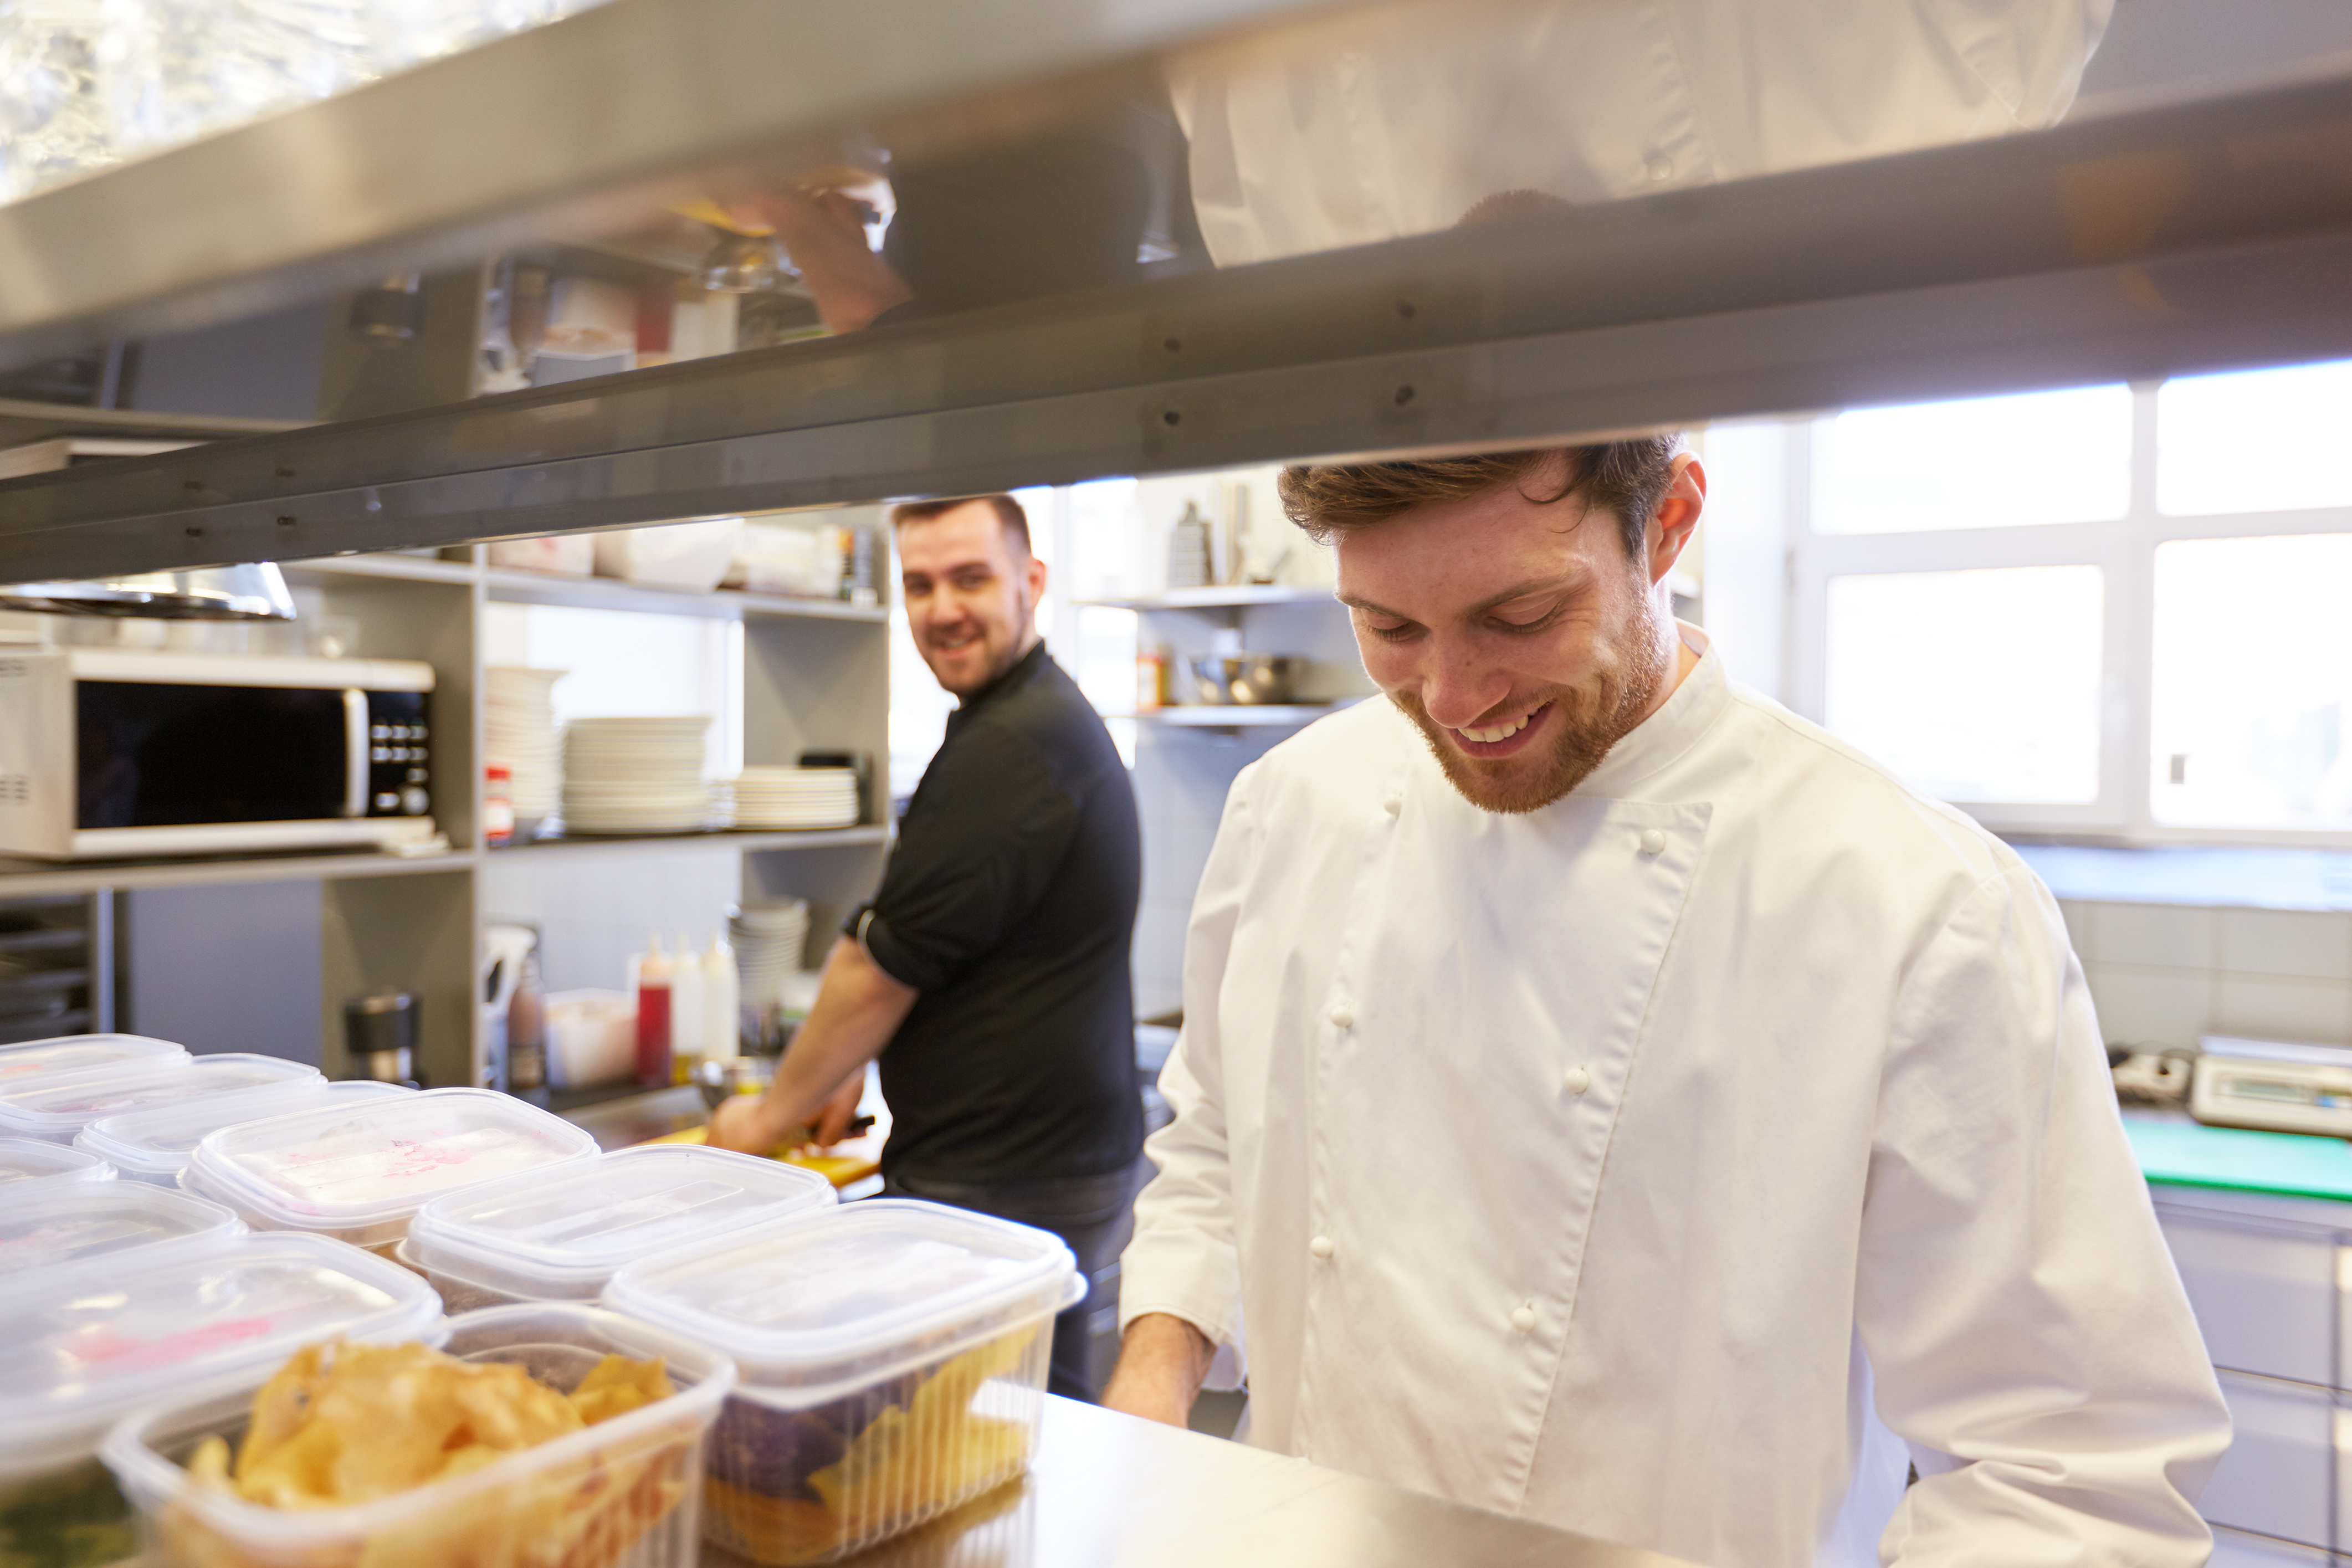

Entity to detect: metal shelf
[0,848,472,899]
[1139,704,1344,728]
[481,566,887,623]
[1081,586,1339,612]
[489,824,889,859]
[0,398,304,453]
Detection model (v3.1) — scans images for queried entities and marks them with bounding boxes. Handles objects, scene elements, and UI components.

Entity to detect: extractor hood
[0,562,296,620]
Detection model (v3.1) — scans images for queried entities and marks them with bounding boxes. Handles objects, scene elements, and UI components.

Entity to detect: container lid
[0,1135,112,1191]
[602,1200,1075,1401]
[184,1087,598,1234]
[0,1053,324,1144]
[0,1232,444,1470]
[0,1034,187,1089]
[0,1183,244,1280]
[408,1144,835,1300]
[75,1080,413,1182]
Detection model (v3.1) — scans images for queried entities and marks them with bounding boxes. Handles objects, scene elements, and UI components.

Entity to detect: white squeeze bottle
[669,930,704,1085]
[701,930,739,1061]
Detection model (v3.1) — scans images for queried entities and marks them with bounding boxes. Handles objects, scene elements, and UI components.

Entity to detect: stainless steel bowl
[1188,654,1307,706]
[694,1053,775,1109]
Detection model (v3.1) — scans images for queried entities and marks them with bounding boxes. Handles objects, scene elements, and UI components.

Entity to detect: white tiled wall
[2062,900,2352,1048]
[483,846,746,997]
[1131,725,1293,1019]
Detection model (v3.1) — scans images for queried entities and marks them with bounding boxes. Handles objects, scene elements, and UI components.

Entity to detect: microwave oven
[0,648,439,860]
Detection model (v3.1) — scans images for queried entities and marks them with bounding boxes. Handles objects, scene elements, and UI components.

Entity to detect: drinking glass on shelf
[0,0,116,201]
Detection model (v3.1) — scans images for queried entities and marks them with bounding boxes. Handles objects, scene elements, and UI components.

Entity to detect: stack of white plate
[732,767,859,831]
[561,716,713,836]
[484,667,565,836]
[731,900,810,1015]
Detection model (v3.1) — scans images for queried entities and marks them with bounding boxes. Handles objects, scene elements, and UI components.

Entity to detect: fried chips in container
[602,1201,1077,1565]
[99,1304,734,1568]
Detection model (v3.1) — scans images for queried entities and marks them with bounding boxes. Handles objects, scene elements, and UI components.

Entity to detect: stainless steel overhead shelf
[0,48,2348,583]
[0,0,1330,363]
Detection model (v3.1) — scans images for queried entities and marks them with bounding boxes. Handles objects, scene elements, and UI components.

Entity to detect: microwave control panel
[366,690,432,817]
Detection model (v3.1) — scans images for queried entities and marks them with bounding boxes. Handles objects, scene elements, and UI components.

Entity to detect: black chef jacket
[850,642,1144,1185]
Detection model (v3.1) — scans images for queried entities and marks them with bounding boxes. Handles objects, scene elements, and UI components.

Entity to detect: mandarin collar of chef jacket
[1565,622,1725,802]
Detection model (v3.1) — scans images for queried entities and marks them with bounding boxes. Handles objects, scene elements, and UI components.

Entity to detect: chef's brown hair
[891,494,1032,557]
[1277,438,1683,561]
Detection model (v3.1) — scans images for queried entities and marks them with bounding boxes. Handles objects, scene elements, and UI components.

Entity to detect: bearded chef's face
[1335,453,1704,814]
[899,500,1047,698]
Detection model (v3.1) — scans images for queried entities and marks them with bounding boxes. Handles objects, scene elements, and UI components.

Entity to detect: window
[1781,356,2352,842]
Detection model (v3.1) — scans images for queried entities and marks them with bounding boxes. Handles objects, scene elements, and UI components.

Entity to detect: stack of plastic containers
[403,1142,836,1311]
[0,1032,186,1086]
[182,1087,598,1258]
[0,1182,242,1278]
[604,1200,1080,1565]
[101,1302,734,1568]
[0,1233,443,1568]
[0,1135,112,1191]
[0,1053,322,1144]
[76,1078,411,1187]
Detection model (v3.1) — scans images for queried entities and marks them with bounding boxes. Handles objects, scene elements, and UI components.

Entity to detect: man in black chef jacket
[709,493,1144,1401]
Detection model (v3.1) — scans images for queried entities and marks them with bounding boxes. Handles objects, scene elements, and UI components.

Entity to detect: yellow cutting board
[642,1124,879,1189]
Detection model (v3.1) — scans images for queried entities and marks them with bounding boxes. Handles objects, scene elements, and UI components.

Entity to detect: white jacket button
[1510,1305,1538,1333]
[1563,1065,1592,1095]
[1639,828,1667,857]
[1310,1234,1336,1260]
[1329,1004,1354,1030]
[1383,792,1403,817]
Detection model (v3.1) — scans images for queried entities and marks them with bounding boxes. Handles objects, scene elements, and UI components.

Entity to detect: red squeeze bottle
[634,935,673,1088]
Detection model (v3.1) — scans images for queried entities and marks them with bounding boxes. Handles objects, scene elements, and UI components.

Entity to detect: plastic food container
[403,1144,836,1311]
[0,1182,244,1279]
[0,1053,323,1145]
[0,1032,187,1088]
[102,1301,735,1568]
[182,1086,599,1254]
[75,1079,413,1188]
[603,1200,1078,1565]
[0,1134,113,1192]
[0,1232,444,1568]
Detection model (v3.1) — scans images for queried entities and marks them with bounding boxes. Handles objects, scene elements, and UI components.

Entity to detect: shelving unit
[1139,704,1351,729]
[0,545,891,1086]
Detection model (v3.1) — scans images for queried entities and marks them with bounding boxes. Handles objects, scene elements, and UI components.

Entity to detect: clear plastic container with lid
[404,1142,836,1311]
[101,1301,735,1568]
[0,1182,243,1279]
[75,1078,412,1187]
[603,1200,1079,1565]
[0,1134,113,1192]
[183,1085,599,1253]
[0,1033,187,1088]
[0,1232,444,1568]
[0,1053,322,1144]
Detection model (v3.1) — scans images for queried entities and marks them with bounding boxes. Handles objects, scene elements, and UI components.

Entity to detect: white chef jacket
[1169,0,2113,267]
[1121,631,2229,1568]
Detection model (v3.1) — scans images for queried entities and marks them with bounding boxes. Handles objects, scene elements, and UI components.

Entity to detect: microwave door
[78,680,354,829]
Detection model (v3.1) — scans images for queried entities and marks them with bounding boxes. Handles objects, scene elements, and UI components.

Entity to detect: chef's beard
[1390,588,1674,816]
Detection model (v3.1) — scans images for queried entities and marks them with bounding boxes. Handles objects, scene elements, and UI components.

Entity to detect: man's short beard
[1391,587,1673,815]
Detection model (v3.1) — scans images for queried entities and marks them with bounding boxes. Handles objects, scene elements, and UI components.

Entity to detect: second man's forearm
[1102,1312,1217,1428]
[760,935,917,1129]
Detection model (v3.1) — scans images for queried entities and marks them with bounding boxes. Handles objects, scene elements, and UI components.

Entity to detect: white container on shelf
[0,1134,112,1192]
[603,1200,1079,1565]
[403,1144,834,1311]
[100,1300,731,1568]
[0,1052,322,1144]
[485,534,596,575]
[546,988,637,1087]
[0,1233,444,1566]
[182,1086,598,1255]
[0,1181,243,1279]
[75,1078,412,1187]
[0,1032,187,1088]
[593,517,745,591]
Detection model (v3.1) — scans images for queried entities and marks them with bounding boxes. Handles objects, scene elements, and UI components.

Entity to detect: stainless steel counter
[706,1395,1702,1568]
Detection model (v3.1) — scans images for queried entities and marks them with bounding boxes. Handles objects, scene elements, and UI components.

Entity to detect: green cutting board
[2128,1115,2352,1205]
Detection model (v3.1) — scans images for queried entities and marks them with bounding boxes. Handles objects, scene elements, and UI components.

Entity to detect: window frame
[1783,378,2352,846]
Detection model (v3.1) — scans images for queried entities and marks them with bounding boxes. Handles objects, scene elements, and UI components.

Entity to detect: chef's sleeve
[853,723,1080,993]
[1117,763,1259,1355]
[1855,863,2230,1566]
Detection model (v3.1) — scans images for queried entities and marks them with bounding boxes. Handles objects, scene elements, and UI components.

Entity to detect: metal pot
[1188,654,1307,706]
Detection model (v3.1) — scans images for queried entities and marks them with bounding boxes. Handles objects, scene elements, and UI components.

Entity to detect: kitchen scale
[2190,1037,2352,1137]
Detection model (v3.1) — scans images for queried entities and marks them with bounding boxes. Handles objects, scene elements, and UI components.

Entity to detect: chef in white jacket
[1108,437,2230,1568]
